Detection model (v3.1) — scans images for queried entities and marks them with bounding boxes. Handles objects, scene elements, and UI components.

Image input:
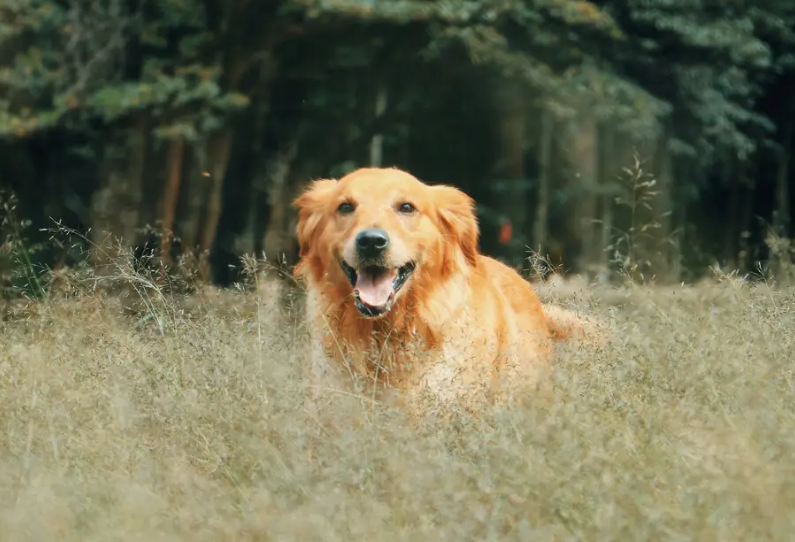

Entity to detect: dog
[293,167,603,417]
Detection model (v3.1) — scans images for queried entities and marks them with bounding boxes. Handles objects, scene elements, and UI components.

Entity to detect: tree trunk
[122,116,147,245]
[89,174,117,267]
[775,116,792,236]
[738,179,754,272]
[241,102,272,265]
[232,54,279,273]
[90,122,147,267]
[401,121,411,166]
[491,80,529,269]
[598,124,615,280]
[174,143,205,265]
[263,140,300,267]
[532,108,552,256]
[241,101,269,260]
[160,137,185,263]
[647,137,676,283]
[572,107,599,276]
[369,83,388,167]
[197,130,234,280]
[724,172,741,269]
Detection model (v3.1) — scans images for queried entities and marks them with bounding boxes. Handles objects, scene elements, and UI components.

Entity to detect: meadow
[1,261,794,541]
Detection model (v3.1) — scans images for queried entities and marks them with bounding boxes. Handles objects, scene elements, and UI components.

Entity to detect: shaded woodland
[1,0,794,293]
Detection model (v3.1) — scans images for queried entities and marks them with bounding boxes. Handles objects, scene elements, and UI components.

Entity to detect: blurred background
[1,0,794,292]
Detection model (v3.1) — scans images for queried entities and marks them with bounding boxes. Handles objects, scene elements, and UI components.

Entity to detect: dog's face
[293,168,479,318]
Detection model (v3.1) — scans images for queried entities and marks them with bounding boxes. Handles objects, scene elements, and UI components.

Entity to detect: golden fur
[293,167,602,417]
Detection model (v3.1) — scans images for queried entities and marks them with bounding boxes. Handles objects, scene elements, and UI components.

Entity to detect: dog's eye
[397,202,416,214]
[337,202,355,215]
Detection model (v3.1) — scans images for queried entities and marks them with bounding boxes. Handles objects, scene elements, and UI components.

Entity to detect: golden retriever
[293,167,603,417]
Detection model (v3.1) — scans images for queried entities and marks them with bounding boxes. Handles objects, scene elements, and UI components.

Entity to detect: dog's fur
[293,167,603,416]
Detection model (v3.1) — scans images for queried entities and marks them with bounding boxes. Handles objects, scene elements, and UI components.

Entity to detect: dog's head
[293,167,479,318]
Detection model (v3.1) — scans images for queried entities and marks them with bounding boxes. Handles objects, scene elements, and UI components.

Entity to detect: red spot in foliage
[499,220,513,245]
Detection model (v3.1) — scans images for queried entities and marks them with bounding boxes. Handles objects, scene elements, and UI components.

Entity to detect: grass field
[1,268,794,541]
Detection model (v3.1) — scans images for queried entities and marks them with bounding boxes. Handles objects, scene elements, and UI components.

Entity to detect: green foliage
[0,190,47,298]
[0,0,249,141]
[420,0,670,138]
[0,0,677,144]
[605,0,795,167]
[2,0,795,282]
[8,0,785,157]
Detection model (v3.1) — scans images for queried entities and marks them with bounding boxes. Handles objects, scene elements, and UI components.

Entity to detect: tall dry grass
[1,252,794,541]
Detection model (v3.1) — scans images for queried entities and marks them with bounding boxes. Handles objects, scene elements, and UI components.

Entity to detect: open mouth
[340,260,416,317]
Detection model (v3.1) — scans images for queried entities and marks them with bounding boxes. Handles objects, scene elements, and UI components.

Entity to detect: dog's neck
[299,255,480,390]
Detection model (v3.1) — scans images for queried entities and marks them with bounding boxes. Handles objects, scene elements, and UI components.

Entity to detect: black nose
[355,228,390,258]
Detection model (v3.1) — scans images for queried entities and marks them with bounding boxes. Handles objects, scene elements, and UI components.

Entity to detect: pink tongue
[355,267,395,307]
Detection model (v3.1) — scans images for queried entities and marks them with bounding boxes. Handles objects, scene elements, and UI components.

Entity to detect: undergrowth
[0,220,794,540]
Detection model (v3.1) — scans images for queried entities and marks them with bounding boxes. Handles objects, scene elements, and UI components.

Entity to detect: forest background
[2,0,795,293]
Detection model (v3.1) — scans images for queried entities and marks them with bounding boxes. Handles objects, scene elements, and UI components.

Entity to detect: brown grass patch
[1,270,794,540]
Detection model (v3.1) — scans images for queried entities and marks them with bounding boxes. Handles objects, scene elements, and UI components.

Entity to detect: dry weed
[1,265,794,541]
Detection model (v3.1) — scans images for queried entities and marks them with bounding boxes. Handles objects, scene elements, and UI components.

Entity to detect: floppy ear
[431,184,479,267]
[293,178,338,258]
